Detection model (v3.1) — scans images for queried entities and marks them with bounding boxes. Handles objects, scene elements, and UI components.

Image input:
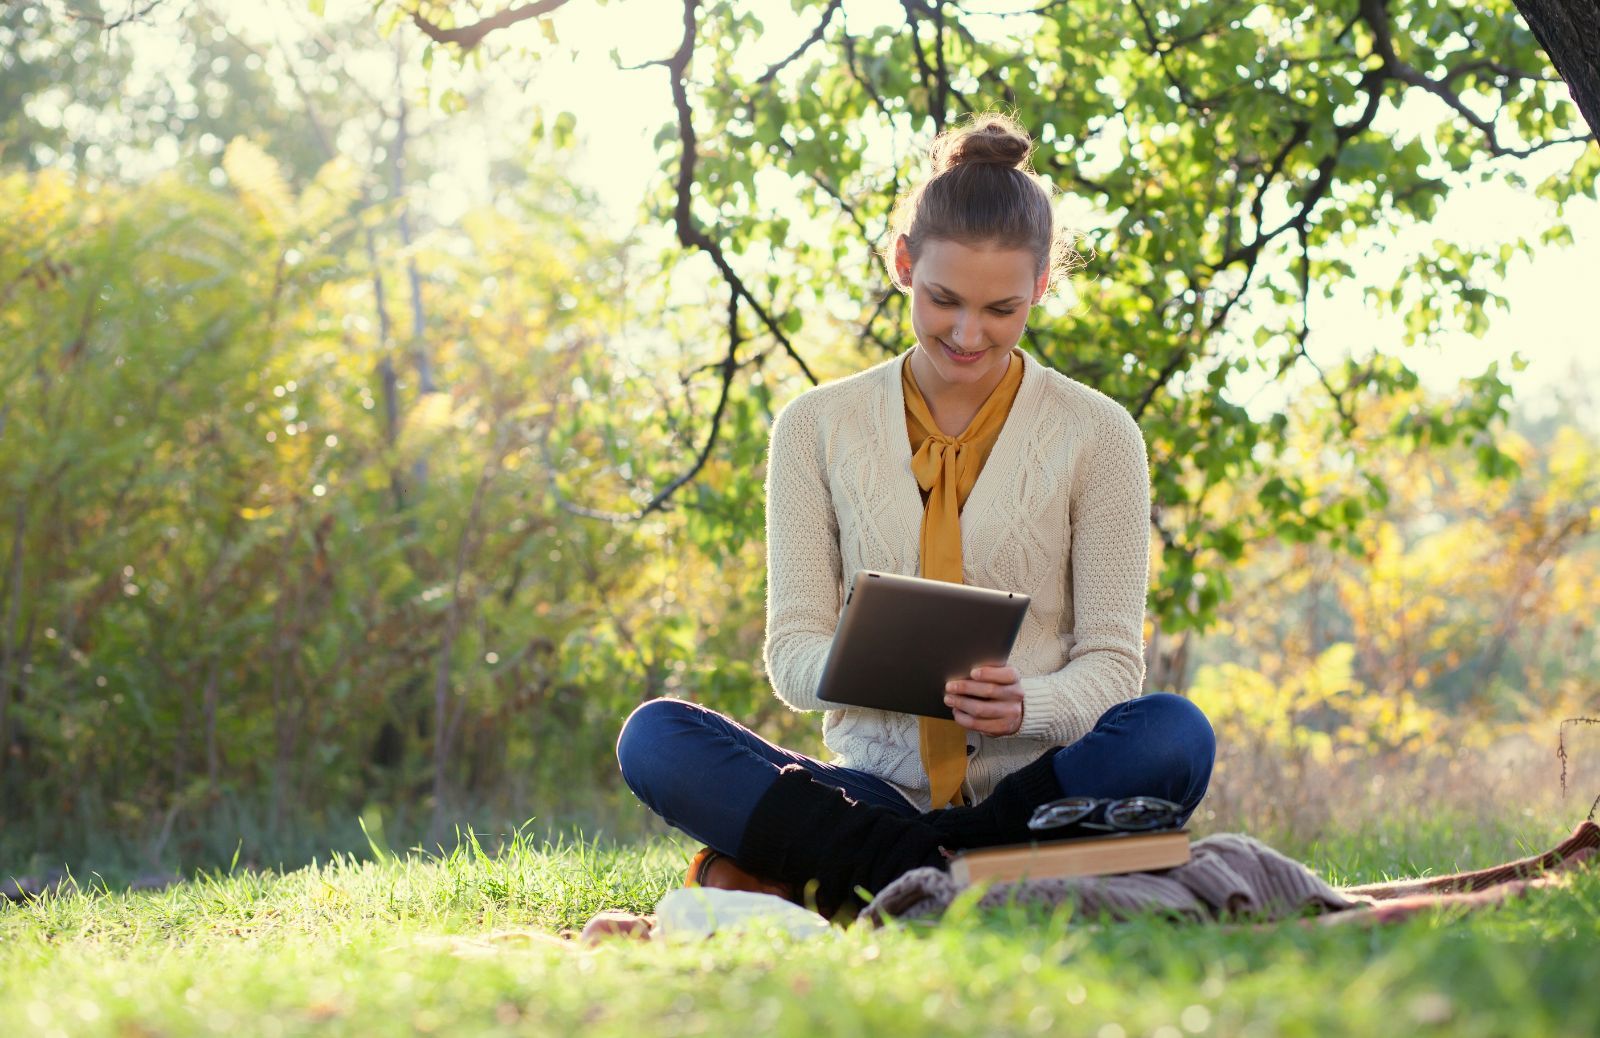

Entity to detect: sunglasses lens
[1027,796,1097,831]
[1105,797,1181,831]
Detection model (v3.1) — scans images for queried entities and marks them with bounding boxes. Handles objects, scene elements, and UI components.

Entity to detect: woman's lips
[940,338,988,364]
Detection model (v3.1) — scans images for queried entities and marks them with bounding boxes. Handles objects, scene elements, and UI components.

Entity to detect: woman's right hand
[944,664,1025,736]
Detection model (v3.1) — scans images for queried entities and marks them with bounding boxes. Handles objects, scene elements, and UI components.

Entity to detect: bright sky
[85,0,1600,425]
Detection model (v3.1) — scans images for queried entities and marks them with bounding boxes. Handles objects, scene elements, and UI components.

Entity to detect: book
[948,830,1191,886]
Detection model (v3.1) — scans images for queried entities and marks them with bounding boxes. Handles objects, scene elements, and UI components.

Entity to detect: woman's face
[897,236,1046,398]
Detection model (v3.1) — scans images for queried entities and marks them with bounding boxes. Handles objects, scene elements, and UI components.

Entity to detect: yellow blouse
[902,349,1025,808]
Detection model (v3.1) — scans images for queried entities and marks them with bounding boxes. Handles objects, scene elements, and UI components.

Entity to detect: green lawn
[3,818,1597,1037]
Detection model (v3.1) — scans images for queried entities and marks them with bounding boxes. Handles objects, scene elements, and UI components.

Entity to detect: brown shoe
[686,846,800,903]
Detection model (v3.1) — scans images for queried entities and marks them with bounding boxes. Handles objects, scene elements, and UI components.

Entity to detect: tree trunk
[392,54,433,397]
[203,659,220,794]
[1512,0,1600,137]
[1143,616,1192,694]
[428,437,502,845]
[391,46,434,492]
[0,499,26,773]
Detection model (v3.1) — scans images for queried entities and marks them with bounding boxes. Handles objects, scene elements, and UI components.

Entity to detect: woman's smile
[938,338,993,364]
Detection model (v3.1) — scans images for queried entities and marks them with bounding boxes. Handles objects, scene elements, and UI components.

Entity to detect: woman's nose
[951,309,978,346]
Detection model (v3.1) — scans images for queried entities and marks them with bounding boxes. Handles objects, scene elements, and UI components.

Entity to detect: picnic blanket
[861,821,1600,927]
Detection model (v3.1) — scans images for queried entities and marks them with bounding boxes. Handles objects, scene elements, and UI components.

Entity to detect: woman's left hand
[944,665,1024,737]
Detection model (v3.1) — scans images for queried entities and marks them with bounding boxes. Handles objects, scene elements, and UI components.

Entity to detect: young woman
[616,114,1215,915]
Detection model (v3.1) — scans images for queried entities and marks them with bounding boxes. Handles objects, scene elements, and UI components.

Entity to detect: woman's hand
[944,665,1024,737]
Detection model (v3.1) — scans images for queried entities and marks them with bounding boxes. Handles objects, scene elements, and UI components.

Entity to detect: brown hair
[882,113,1077,294]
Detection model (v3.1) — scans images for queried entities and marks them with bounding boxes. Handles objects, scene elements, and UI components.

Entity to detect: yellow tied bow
[902,350,1024,809]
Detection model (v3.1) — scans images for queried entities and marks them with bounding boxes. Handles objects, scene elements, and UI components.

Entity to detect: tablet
[816,571,1031,719]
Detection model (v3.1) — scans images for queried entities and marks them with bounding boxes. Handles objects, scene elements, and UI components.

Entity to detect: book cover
[948,830,1191,886]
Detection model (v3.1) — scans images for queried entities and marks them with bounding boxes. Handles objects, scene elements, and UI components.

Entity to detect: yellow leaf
[296,156,362,235]
[222,137,294,233]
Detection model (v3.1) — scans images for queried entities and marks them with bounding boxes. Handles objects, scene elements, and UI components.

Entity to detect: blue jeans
[616,693,1215,856]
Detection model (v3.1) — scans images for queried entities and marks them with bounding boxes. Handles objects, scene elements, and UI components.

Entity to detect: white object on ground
[653,887,832,941]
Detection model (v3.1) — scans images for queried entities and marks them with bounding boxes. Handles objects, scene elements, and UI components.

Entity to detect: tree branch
[1294,228,1356,432]
[1130,338,1193,423]
[806,169,873,242]
[899,0,946,131]
[1361,0,1593,157]
[407,0,573,52]
[661,0,815,384]
[757,0,842,85]
[1126,0,1247,115]
[544,292,743,523]
[1440,57,1564,87]
[1214,66,1387,273]
[855,289,899,355]
[841,32,896,120]
[62,0,165,31]
[1248,119,1311,236]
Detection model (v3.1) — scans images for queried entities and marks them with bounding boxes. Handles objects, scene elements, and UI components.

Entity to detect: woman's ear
[1031,267,1049,305]
[893,235,913,288]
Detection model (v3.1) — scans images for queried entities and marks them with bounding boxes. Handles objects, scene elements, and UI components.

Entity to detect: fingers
[967,665,1020,685]
[945,684,1023,736]
[947,699,1021,736]
[944,690,1015,717]
[945,669,1024,736]
[944,677,1022,702]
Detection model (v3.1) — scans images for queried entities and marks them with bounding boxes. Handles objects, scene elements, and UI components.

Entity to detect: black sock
[923,748,1064,849]
[737,765,947,915]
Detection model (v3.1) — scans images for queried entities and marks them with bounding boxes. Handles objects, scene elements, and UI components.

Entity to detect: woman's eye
[928,298,1014,315]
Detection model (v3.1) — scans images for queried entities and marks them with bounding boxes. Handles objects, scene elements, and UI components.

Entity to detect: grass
[3,813,1598,1037]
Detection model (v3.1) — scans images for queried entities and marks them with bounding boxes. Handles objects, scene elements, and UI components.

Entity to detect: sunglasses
[1027,795,1183,834]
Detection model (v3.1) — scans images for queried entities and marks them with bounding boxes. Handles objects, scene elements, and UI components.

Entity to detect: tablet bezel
[815,570,1031,719]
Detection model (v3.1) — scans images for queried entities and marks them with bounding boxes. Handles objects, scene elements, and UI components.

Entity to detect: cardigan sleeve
[1013,404,1151,745]
[761,394,843,713]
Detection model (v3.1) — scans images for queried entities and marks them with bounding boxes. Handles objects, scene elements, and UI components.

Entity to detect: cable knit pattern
[763,347,1151,810]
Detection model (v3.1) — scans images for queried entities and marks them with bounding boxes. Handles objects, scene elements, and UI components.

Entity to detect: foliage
[0,1,344,180]
[1172,395,1600,841]
[0,150,786,862]
[1190,642,1448,760]
[1185,390,1600,717]
[399,0,1596,630]
[0,2,131,171]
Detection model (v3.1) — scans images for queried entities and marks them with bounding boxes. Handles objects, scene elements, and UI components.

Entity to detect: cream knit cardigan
[763,347,1151,810]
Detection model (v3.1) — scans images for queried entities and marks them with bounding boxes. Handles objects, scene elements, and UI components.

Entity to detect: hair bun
[880,111,1075,299]
[930,116,1032,174]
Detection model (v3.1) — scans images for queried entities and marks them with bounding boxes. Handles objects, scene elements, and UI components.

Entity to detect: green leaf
[552,111,577,150]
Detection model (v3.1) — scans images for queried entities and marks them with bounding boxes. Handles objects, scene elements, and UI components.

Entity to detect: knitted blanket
[862,822,1600,926]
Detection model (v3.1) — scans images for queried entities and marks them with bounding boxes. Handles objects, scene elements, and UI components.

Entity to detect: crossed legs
[616,692,1216,856]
